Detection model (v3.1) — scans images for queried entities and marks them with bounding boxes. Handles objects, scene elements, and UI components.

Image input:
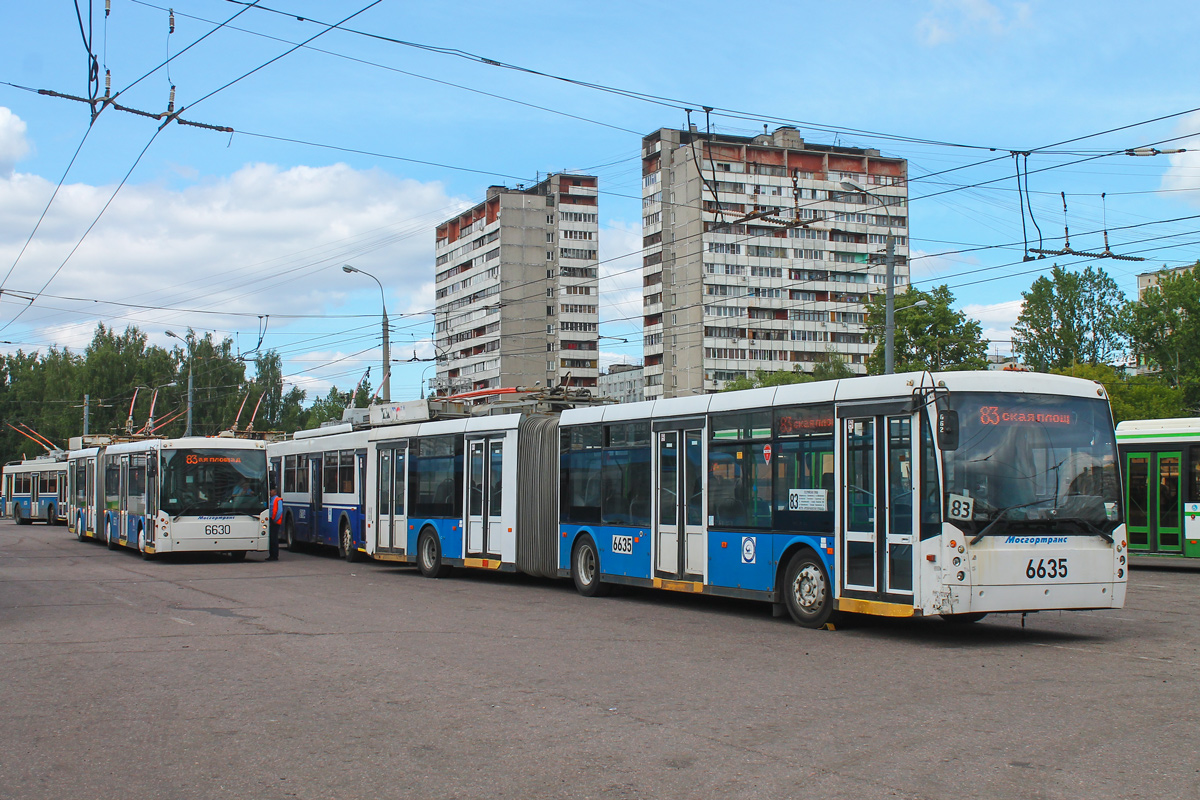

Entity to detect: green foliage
[1013,264,1128,372]
[0,323,340,462]
[721,367,813,392]
[1052,363,1186,423]
[811,352,856,381]
[1127,264,1200,408]
[865,285,988,374]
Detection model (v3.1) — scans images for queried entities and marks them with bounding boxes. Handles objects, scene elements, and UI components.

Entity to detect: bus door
[840,410,916,600]
[119,456,130,543]
[1155,452,1183,553]
[85,459,96,533]
[58,470,67,517]
[1125,452,1151,551]
[465,437,503,558]
[654,421,705,580]
[376,444,407,553]
[30,472,39,514]
[310,456,323,541]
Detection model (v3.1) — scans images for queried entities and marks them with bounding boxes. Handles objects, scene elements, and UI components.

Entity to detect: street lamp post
[842,180,898,374]
[165,330,194,436]
[343,264,390,403]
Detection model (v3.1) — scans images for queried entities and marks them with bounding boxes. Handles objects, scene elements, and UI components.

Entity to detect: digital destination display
[776,415,834,435]
[185,455,244,464]
[978,406,1073,426]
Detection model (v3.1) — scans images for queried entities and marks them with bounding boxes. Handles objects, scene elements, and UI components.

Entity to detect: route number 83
[1026,558,1067,579]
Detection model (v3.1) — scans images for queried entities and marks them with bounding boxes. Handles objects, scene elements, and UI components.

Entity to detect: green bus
[1115,418,1200,558]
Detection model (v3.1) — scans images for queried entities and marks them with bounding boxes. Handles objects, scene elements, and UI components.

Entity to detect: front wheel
[571,535,611,598]
[340,520,363,563]
[229,551,247,562]
[940,612,988,624]
[45,505,55,525]
[106,516,118,549]
[417,528,452,578]
[285,517,300,552]
[14,505,30,526]
[76,515,86,542]
[782,551,837,629]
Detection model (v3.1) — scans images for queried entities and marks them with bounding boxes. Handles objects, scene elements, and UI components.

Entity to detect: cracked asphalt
[1,520,1197,800]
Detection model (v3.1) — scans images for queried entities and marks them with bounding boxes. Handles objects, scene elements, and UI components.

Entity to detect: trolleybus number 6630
[204,525,232,536]
[1026,558,1068,579]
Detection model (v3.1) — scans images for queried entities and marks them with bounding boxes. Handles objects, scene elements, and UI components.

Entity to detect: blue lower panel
[707,531,835,593]
[560,524,653,580]
[408,517,463,559]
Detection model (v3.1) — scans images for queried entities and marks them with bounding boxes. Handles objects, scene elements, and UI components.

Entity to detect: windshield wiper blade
[969,499,1049,545]
[1050,516,1115,543]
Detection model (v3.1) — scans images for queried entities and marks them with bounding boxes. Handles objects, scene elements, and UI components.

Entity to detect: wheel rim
[421,535,436,569]
[791,562,827,615]
[341,525,350,555]
[577,543,596,586]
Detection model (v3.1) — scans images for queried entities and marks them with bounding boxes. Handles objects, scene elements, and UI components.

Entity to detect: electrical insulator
[105,0,110,17]
[169,9,175,34]
[168,85,175,114]
[104,69,111,97]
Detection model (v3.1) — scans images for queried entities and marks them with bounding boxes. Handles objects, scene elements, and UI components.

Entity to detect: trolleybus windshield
[160,449,268,517]
[941,393,1120,535]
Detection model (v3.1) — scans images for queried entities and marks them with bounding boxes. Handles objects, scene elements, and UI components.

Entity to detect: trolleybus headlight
[956,571,965,581]
[1117,568,1124,578]
[952,556,961,566]
[1119,555,1125,565]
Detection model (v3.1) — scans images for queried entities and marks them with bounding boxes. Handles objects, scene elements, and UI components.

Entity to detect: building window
[547,233,554,243]
[547,251,553,260]
[547,214,555,224]
[547,305,554,316]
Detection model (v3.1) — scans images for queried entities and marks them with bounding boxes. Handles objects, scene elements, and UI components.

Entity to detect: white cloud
[0,108,30,178]
[961,298,1022,354]
[1159,110,1200,202]
[916,0,1032,46]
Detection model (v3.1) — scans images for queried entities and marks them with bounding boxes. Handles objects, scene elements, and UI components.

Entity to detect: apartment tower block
[434,174,600,397]
[641,126,909,398]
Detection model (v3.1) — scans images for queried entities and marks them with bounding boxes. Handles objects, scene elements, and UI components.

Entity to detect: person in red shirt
[267,485,283,561]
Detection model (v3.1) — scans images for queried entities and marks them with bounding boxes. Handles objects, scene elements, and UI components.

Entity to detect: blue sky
[1,0,1198,407]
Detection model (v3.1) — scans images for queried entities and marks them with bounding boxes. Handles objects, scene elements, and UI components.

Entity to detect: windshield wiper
[1048,516,1115,543]
[969,499,1049,545]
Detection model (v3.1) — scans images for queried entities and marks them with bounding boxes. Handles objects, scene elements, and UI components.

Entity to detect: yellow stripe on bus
[653,578,704,594]
[835,597,915,617]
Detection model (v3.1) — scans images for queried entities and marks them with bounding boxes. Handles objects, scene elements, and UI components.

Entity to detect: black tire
[106,516,118,549]
[45,505,55,525]
[284,516,300,552]
[340,519,363,563]
[138,526,156,560]
[571,535,612,598]
[940,612,988,624]
[75,514,86,542]
[229,551,247,562]
[417,528,452,578]
[12,504,22,526]
[782,550,837,629]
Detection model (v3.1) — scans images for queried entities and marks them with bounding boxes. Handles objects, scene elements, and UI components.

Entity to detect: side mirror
[937,410,960,451]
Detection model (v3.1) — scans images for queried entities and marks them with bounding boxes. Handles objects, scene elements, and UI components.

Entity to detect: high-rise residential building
[598,363,645,404]
[433,174,600,398]
[640,126,909,398]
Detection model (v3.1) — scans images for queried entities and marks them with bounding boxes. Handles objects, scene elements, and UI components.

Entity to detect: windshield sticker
[789,488,827,511]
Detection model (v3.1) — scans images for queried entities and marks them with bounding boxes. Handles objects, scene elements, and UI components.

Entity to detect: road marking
[170,617,195,626]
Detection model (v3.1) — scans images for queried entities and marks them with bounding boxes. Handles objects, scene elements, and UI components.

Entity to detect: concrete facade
[598,363,645,404]
[434,174,600,396]
[640,126,909,398]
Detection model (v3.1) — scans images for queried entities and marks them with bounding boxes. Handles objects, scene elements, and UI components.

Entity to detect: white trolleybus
[335,374,1126,628]
[2,454,69,525]
[67,435,269,559]
[1115,417,1200,559]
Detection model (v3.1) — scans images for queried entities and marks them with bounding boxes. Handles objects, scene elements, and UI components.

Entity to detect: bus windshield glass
[941,392,1121,534]
[160,448,268,517]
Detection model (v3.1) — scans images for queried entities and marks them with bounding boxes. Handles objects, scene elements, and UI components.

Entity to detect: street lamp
[343,264,390,403]
[165,330,194,436]
[841,179,900,374]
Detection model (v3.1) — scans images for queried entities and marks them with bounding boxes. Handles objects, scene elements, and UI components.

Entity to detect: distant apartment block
[598,363,645,404]
[434,174,600,397]
[1137,265,1193,300]
[641,126,909,398]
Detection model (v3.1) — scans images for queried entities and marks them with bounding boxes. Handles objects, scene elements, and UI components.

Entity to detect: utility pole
[166,330,195,436]
[83,394,89,435]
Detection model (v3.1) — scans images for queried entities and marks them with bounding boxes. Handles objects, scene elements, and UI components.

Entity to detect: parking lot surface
[1,519,1197,800]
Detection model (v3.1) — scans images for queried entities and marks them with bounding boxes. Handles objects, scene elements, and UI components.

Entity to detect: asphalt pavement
[1,519,1197,800]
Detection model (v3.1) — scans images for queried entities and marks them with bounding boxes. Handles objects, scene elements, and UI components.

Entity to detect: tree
[1127,264,1200,408]
[865,285,988,374]
[811,352,856,381]
[1052,363,1185,423]
[1012,264,1128,372]
[722,367,813,392]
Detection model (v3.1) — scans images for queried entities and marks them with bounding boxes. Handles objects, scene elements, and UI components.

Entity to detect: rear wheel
[417,528,452,578]
[940,612,988,624]
[571,535,611,598]
[75,515,86,542]
[782,551,837,629]
[284,517,300,552]
[229,551,247,562]
[340,519,362,563]
[45,505,55,525]
[106,516,118,549]
[12,504,22,525]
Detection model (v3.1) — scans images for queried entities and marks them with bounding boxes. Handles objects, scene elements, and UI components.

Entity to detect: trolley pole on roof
[166,330,195,436]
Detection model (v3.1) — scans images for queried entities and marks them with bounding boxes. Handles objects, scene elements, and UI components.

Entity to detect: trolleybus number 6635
[1026,558,1068,579]
[204,525,232,536]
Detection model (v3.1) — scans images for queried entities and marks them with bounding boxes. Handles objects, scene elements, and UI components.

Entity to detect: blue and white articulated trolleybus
[267,425,370,559]
[1115,417,1200,559]
[2,454,68,525]
[556,370,1127,627]
[67,436,269,559]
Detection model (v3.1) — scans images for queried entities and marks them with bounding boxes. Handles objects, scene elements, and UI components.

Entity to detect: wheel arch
[775,540,827,601]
